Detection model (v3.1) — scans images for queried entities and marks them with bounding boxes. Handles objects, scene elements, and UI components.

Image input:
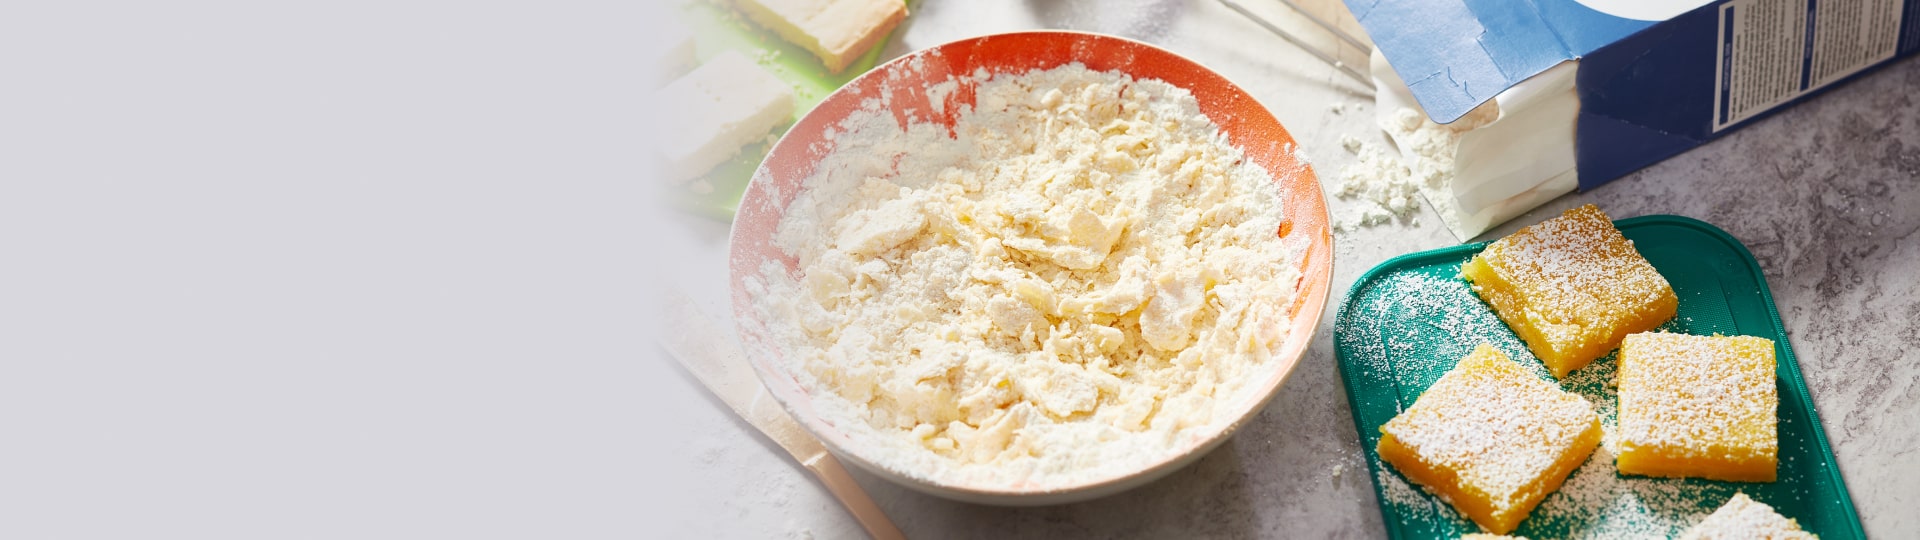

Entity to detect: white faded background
[1,1,680,537]
[9,1,1917,538]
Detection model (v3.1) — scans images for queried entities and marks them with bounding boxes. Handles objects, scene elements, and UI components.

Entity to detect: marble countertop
[658,1,1920,537]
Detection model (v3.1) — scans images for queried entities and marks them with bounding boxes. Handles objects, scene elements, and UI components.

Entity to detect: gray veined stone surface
[661,1,1920,537]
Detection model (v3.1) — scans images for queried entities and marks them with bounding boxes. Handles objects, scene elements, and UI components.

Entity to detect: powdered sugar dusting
[1529,445,1728,539]
[1618,333,1778,468]
[1380,345,1599,530]
[1478,206,1672,328]
[1464,204,1678,377]
[1679,492,1816,539]
[1340,268,1552,390]
[1345,257,1733,538]
[1377,466,1473,530]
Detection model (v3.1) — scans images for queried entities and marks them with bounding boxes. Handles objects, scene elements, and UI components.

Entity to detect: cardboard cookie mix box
[1347,0,1920,237]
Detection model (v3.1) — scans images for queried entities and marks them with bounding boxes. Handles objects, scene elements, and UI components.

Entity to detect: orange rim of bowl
[728,31,1333,498]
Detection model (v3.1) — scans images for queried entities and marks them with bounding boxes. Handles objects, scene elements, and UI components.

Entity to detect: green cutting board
[671,1,907,219]
[1335,215,1863,539]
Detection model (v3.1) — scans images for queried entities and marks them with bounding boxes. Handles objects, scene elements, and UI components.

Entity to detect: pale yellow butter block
[736,0,906,73]
[653,51,795,182]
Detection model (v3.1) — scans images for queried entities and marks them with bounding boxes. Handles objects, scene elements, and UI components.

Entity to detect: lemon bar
[1617,332,1778,482]
[1378,344,1602,534]
[1462,204,1676,378]
[1680,492,1816,539]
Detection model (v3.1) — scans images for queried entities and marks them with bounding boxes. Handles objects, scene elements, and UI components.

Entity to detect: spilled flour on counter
[1381,107,1472,234]
[1329,106,1483,234]
[746,63,1304,489]
[1333,135,1418,231]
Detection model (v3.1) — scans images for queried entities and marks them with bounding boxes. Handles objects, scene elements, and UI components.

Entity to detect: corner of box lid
[1351,0,1661,124]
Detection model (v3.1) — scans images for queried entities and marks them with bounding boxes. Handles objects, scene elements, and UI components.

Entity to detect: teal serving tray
[1335,215,1863,539]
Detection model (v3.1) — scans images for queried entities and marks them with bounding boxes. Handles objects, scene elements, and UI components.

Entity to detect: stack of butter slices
[651,0,908,189]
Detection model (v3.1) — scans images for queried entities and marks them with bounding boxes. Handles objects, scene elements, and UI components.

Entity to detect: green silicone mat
[671,1,908,219]
[1334,215,1863,539]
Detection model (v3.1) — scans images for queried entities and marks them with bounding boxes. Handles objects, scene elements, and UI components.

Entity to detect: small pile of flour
[748,63,1303,489]
[1381,106,1476,233]
[1383,107,1465,190]
[1328,106,1482,233]
[1333,135,1417,231]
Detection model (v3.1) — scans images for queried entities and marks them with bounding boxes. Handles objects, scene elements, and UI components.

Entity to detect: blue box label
[1712,0,1905,132]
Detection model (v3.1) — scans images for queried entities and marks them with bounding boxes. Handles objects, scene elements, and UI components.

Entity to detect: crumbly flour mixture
[747,63,1302,489]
